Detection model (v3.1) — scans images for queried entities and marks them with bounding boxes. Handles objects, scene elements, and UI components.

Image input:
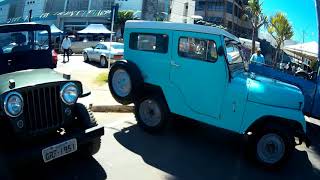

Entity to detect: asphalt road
[2,113,320,180]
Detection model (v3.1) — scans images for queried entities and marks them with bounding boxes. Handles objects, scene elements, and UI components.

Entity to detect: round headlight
[4,92,23,117]
[60,82,79,105]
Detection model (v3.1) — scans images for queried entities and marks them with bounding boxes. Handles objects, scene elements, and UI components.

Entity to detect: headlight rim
[60,82,79,105]
[4,91,24,118]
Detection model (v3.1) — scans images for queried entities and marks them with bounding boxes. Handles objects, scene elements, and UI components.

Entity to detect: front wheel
[83,52,89,62]
[249,124,294,168]
[135,96,169,133]
[74,103,101,155]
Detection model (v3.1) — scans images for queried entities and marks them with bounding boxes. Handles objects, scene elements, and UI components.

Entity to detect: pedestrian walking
[61,35,71,63]
[250,48,265,65]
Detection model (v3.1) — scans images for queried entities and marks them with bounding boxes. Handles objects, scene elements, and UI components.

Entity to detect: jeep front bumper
[6,125,104,163]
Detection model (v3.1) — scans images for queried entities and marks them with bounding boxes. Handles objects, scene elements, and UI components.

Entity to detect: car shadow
[5,154,107,180]
[114,118,320,180]
[307,122,320,155]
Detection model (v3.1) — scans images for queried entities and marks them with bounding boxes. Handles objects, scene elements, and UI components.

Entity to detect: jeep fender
[240,101,306,134]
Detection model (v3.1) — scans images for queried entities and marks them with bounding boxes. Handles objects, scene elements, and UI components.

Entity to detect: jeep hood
[0,68,65,93]
[247,75,304,110]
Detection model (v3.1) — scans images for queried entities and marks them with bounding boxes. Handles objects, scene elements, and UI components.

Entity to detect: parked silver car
[83,42,124,67]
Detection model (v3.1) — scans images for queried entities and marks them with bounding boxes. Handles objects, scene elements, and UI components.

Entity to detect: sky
[260,0,318,43]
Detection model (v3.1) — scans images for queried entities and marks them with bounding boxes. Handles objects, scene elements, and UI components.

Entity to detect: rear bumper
[6,126,104,162]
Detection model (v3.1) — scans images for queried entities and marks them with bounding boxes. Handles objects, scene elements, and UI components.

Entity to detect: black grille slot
[23,84,63,133]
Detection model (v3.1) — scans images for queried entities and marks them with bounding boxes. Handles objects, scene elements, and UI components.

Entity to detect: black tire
[248,123,294,168]
[83,52,89,62]
[74,103,101,156]
[108,61,143,105]
[100,56,108,68]
[134,95,169,133]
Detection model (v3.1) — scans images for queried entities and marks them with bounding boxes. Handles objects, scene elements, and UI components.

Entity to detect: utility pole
[28,10,32,22]
[108,4,119,69]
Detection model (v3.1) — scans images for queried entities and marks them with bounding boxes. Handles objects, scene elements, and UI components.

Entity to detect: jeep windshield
[0,23,53,75]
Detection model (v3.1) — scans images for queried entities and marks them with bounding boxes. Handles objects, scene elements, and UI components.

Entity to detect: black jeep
[0,23,104,173]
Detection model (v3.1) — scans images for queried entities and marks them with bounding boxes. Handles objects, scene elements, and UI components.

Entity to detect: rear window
[129,33,168,53]
[0,30,49,54]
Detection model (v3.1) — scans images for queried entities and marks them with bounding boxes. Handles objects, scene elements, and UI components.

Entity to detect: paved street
[2,55,320,179]
[6,112,320,180]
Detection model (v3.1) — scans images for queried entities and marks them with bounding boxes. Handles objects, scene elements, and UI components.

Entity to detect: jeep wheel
[135,96,169,133]
[100,56,107,68]
[75,103,101,155]
[250,124,294,168]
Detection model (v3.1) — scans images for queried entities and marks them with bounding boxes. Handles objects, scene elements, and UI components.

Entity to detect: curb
[90,104,134,113]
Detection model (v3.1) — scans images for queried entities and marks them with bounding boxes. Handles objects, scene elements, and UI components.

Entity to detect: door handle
[170,61,180,67]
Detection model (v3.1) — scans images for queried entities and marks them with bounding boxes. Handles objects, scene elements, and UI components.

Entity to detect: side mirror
[91,46,95,49]
[217,46,225,57]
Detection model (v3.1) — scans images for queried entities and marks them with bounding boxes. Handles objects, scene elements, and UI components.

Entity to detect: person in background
[61,35,71,63]
[250,48,265,65]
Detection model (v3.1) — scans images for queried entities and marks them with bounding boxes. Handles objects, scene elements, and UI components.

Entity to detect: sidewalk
[55,55,133,113]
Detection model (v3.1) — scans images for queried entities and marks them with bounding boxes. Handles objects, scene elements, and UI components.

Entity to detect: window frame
[177,36,218,63]
[129,32,169,54]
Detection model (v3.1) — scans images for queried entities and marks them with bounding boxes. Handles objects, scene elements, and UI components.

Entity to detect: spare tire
[108,61,143,105]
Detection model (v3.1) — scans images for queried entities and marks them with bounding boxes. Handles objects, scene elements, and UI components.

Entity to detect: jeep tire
[135,95,169,133]
[249,124,294,168]
[75,103,101,156]
[108,61,143,105]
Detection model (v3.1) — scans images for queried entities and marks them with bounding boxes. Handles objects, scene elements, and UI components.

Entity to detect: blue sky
[261,0,318,43]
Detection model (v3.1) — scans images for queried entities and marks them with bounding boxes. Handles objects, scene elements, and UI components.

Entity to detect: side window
[95,44,102,49]
[129,33,169,53]
[226,44,243,64]
[101,45,107,50]
[178,37,218,62]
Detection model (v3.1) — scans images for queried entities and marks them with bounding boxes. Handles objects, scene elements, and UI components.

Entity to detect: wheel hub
[139,99,161,127]
[112,69,132,97]
[257,133,285,164]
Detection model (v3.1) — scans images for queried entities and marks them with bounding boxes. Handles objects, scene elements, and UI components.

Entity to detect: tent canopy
[283,41,318,61]
[40,24,63,34]
[77,24,114,34]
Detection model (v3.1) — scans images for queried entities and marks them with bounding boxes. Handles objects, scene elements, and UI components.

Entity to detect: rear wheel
[249,124,294,168]
[74,103,101,155]
[83,52,89,62]
[100,56,108,68]
[135,96,169,133]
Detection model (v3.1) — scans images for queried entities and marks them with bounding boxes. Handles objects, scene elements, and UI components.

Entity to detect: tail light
[52,49,58,65]
[113,55,123,60]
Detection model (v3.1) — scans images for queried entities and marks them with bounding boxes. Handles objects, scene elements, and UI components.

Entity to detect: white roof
[125,21,240,42]
[99,42,124,46]
[78,24,114,34]
[283,41,318,61]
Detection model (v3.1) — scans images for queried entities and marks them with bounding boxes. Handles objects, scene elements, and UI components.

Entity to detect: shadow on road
[3,153,107,180]
[114,119,320,180]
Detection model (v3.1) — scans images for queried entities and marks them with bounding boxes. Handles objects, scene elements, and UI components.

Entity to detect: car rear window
[129,33,168,53]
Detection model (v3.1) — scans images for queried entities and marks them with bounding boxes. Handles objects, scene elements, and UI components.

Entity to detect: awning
[40,24,63,34]
[77,24,114,34]
[283,41,318,61]
[239,37,260,49]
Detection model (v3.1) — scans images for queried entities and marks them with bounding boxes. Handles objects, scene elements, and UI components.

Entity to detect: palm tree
[243,0,268,54]
[268,12,294,65]
[116,10,135,38]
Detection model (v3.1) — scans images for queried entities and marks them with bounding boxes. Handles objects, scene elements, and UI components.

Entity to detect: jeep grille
[22,84,64,133]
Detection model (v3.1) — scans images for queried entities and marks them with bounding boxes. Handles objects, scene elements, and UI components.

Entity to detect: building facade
[115,0,143,11]
[169,0,195,24]
[195,0,252,38]
[142,0,170,21]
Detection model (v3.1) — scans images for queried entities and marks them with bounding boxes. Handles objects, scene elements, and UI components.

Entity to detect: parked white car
[83,42,124,67]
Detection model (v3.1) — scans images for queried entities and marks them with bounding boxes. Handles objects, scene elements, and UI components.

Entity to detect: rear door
[170,31,228,120]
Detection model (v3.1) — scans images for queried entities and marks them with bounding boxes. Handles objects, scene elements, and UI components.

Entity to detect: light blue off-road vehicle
[108,21,310,167]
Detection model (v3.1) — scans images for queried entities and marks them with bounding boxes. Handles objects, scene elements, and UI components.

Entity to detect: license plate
[42,138,77,163]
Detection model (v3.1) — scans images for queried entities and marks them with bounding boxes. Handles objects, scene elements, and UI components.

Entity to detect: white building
[115,0,143,11]
[0,2,10,23]
[169,0,195,24]
[23,0,46,18]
